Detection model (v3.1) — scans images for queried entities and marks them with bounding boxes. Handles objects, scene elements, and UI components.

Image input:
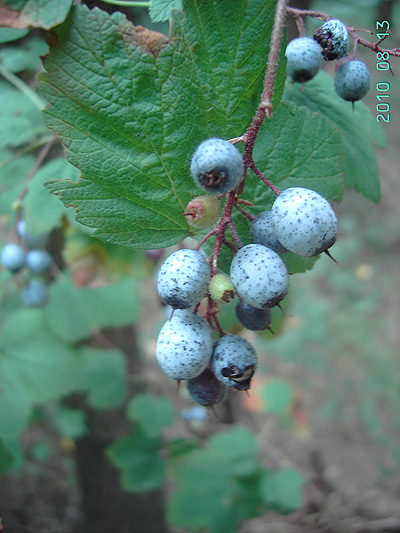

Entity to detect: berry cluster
[155,137,338,408]
[0,220,52,307]
[285,18,370,104]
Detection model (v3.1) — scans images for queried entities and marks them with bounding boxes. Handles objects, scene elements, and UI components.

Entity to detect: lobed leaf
[40,1,285,248]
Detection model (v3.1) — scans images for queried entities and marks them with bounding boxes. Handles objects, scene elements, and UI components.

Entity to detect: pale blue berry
[1,243,26,272]
[271,187,338,257]
[157,249,210,309]
[26,250,52,274]
[314,19,349,60]
[285,37,323,82]
[334,60,370,102]
[250,210,288,254]
[190,138,244,195]
[22,279,49,307]
[156,310,213,380]
[211,334,257,391]
[230,244,288,309]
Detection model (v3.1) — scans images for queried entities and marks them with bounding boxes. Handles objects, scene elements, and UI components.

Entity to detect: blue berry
[16,220,48,249]
[334,60,370,102]
[0,243,26,272]
[187,367,228,407]
[285,37,323,82]
[190,138,244,195]
[271,187,338,257]
[314,19,349,60]
[157,249,210,309]
[21,279,49,307]
[250,210,288,254]
[230,244,288,309]
[235,300,273,332]
[211,334,257,391]
[156,310,213,380]
[26,249,52,274]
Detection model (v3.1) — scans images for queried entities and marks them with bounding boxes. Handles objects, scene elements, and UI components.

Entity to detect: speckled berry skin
[156,310,214,381]
[235,300,272,332]
[314,19,349,60]
[250,210,288,254]
[26,250,52,274]
[230,244,288,309]
[190,138,244,195]
[22,279,49,307]
[157,248,210,309]
[1,243,26,272]
[187,367,228,406]
[271,187,338,257]
[211,334,257,391]
[285,37,323,82]
[334,60,370,102]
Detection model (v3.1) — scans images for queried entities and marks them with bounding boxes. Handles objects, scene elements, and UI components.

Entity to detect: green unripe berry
[184,195,221,230]
[209,273,235,304]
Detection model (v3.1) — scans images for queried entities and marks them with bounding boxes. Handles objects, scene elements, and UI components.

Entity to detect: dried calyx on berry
[313,19,349,61]
[184,195,221,230]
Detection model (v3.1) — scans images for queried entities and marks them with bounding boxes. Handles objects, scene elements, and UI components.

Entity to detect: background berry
[187,367,228,407]
[1,243,26,272]
[26,250,53,274]
[230,244,288,309]
[211,334,257,391]
[314,19,349,60]
[250,210,288,254]
[235,300,273,332]
[21,279,49,307]
[17,220,48,249]
[285,37,323,82]
[157,248,210,309]
[271,187,338,257]
[190,138,244,195]
[334,60,370,102]
[156,310,213,381]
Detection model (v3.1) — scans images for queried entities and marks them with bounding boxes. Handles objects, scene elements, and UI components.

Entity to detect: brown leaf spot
[120,23,169,58]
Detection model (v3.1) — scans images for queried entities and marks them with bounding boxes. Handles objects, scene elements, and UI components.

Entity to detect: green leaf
[3,0,74,30]
[0,28,29,43]
[261,379,293,414]
[52,406,87,439]
[24,157,79,234]
[79,347,127,409]
[0,82,45,149]
[167,426,261,532]
[207,101,345,274]
[44,276,139,343]
[126,393,175,439]
[106,426,164,492]
[0,38,48,73]
[0,148,35,218]
[40,1,285,248]
[149,0,182,22]
[0,309,81,438]
[261,467,305,513]
[0,440,15,473]
[284,71,384,202]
